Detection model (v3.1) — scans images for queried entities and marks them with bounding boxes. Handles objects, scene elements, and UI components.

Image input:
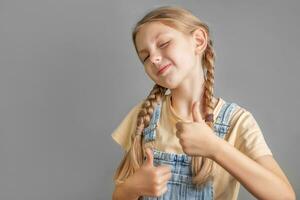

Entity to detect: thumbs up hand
[142,148,155,167]
[125,148,172,198]
[175,101,220,158]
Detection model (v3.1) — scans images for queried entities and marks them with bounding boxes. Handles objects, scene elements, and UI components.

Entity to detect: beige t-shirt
[111,94,273,200]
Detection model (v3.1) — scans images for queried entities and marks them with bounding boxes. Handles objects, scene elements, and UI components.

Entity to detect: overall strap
[143,102,162,143]
[142,100,238,142]
[214,102,238,138]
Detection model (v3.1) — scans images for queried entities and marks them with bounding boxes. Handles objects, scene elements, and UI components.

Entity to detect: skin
[135,21,211,120]
[112,21,296,200]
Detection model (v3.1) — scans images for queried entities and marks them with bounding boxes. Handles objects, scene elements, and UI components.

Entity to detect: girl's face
[135,21,204,89]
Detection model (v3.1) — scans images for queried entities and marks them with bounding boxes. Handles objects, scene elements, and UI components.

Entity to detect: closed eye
[159,41,169,48]
[142,41,170,63]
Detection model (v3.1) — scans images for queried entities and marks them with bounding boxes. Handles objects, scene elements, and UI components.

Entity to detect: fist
[127,148,172,197]
[175,101,220,158]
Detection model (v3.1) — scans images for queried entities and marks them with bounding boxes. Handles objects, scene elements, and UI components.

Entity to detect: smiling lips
[157,63,172,75]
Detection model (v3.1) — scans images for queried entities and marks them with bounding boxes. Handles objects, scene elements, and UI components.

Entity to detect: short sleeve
[234,111,273,160]
[111,101,143,151]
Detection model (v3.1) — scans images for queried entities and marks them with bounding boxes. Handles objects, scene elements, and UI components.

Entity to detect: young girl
[111,6,295,200]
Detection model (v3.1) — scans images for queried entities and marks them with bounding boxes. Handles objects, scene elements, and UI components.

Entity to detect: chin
[159,81,179,90]
[152,75,180,89]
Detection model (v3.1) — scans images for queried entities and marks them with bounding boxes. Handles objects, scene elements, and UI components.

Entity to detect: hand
[175,101,220,158]
[125,148,172,197]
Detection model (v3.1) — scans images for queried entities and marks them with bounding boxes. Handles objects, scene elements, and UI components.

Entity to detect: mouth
[157,63,172,75]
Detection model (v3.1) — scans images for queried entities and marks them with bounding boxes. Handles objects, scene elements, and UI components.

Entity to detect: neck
[169,65,206,121]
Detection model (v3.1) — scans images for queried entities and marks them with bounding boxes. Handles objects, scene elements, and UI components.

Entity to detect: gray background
[0,0,299,199]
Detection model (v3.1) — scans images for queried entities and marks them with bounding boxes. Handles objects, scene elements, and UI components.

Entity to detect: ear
[192,27,208,55]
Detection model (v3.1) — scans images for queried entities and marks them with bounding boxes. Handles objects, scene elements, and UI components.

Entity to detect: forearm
[112,181,140,200]
[212,139,294,200]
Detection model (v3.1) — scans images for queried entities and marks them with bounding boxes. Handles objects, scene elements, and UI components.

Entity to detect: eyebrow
[137,32,169,55]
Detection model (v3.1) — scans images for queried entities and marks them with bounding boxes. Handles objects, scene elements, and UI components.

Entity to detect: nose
[149,53,162,65]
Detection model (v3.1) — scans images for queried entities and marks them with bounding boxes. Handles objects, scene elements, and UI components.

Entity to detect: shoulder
[217,97,264,141]
[220,98,273,159]
[111,99,144,151]
[227,101,259,133]
[218,97,253,127]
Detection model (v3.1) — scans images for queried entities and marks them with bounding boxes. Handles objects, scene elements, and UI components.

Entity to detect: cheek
[144,66,162,84]
[174,53,195,77]
[170,43,194,68]
[144,67,155,79]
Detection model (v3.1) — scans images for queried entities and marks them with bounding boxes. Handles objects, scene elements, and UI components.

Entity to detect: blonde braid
[139,84,167,153]
[113,84,167,185]
[191,38,217,186]
[126,5,220,187]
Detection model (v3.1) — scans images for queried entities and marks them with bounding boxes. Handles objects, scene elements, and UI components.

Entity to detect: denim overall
[141,100,238,200]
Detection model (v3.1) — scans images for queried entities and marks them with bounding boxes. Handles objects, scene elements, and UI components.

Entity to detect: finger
[159,185,169,196]
[192,101,202,122]
[161,185,168,195]
[159,171,172,184]
[154,185,169,197]
[143,148,154,167]
[155,185,168,197]
[156,165,172,175]
[154,171,171,187]
[175,130,181,138]
[175,122,183,131]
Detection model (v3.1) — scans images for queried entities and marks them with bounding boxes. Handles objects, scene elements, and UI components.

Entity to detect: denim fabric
[143,103,162,143]
[141,100,238,200]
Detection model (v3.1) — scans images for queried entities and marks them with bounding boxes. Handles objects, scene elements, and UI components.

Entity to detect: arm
[112,181,139,200]
[112,148,171,200]
[212,138,296,200]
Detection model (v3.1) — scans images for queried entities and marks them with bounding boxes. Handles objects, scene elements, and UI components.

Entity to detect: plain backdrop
[0,0,299,199]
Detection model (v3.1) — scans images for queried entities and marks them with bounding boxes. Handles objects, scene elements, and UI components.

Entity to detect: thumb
[192,101,203,122]
[143,148,154,167]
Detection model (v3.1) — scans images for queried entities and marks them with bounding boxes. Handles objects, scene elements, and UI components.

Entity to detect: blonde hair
[113,6,216,186]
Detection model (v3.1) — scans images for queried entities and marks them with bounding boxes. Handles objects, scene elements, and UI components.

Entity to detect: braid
[140,85,168,152]
[203,39,216,125]
[114,40,217,187]
[138,84,167,127]
[191,38,217,186]
[113,84,167,185]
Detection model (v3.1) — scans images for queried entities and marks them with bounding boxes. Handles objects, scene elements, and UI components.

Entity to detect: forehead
[135,22,181,50]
